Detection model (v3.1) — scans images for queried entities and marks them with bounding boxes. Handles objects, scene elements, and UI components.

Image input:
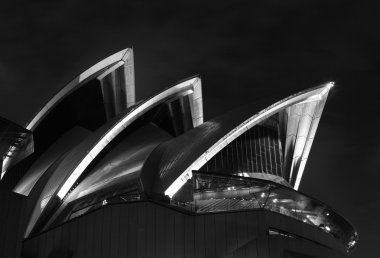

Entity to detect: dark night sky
[1,0,379,256]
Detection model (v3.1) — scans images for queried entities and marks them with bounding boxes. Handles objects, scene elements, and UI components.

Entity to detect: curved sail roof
[2,49,136,182]
[11,47,334,241]
[152,82,334,197]
[26,48,135,131]
[13,126,91,195]
[24,76,203,237]
[0,48,357,253]
[55,76,202,200]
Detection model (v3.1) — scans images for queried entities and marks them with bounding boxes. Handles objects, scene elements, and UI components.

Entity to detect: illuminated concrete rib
[97,50,135,120]
[188,78,203,127]
[165,82,334,197]
[286,95,328,190]
[26,48,135,131]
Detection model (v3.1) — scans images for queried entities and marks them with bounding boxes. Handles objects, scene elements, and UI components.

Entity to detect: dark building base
[0,189,27,258]
[22,200,345,258]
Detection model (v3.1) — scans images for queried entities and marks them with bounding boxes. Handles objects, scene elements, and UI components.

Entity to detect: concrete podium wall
[22,201,344,258]
[0,189,27,258]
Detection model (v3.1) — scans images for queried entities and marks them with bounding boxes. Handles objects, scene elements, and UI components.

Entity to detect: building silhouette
[0,48,357,258]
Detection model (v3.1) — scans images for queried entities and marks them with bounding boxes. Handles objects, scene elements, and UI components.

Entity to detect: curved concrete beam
[26,49,132,131]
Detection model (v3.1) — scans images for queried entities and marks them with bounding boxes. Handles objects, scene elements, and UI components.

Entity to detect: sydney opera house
[0,48,357,257]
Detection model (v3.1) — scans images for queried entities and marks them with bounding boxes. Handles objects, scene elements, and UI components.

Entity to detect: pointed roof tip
[184,74,201,81]
[316,81,335,98]
[192,75,202,84]
[309,81,335,90]
[170,75,201,88]
[121,48,134,61]
[327,81,335,89]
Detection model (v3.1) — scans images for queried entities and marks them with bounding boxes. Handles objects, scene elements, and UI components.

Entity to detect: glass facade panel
[192,171,358,253]
[0,116,33,175]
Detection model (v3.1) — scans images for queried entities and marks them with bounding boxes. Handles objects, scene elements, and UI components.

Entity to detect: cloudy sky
[1,0,379,256]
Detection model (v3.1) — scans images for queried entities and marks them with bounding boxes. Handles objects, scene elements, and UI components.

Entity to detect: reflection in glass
[193,171,358,253]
